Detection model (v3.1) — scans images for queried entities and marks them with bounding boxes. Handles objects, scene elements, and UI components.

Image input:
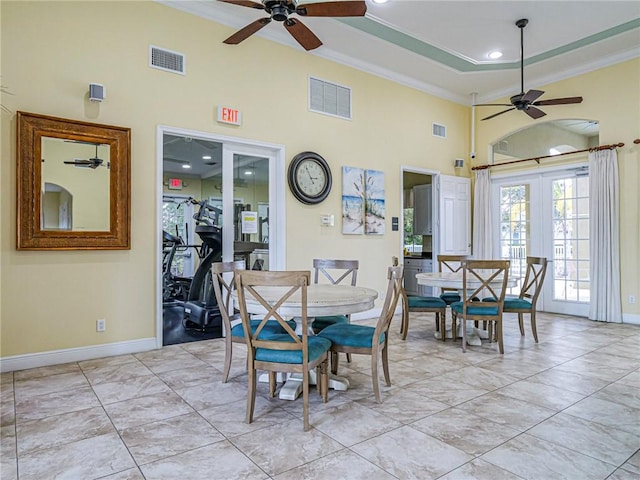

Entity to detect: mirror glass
[41,138,110,231]
[17,111,130,250]
[492,119,599,163]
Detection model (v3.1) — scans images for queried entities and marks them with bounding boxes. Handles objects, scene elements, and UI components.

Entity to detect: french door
[492,166,590,316]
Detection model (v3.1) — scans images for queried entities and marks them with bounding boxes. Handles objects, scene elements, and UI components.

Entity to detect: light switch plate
[320,214,334,226]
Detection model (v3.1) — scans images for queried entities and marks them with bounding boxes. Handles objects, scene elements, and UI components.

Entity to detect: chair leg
[530,311,539,343]
[382,345,391,387]
[246,366,256,425]
[346,353,352,363]
[371,354,381,403]
[451,314,457,343]
[303,367,310,431]
[488,322,494,344]
[461,317,467,353]
[330,351,339,375]
[518,313,525,336]
[439,312,446,341]
[268,372,276,398]
[497,321,504,354]
[222,336,232,383]
[320,360,329,403]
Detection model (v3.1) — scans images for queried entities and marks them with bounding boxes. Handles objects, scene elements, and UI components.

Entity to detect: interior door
[438,175,471,256]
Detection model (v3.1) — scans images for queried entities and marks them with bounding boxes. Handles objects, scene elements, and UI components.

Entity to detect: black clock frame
[287,151,332,205]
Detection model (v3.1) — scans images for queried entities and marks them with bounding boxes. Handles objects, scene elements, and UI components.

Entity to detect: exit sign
[217,106,242,126]
[168,178,182,190]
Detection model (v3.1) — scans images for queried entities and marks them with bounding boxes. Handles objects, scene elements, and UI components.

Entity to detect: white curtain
[589,149,622,323]
[472,169,492,259]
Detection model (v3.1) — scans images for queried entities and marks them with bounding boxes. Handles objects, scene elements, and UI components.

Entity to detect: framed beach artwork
[364,169,385,234]
[342,166,364,234]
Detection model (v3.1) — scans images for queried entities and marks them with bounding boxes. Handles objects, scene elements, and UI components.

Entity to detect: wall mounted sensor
[89,83,105,102]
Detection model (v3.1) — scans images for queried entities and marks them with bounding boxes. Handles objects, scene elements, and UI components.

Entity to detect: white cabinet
[403,257,433,296]
[413,184,432,235]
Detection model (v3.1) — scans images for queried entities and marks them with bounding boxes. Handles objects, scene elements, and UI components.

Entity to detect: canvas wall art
[341,166,364,234]
[365,169,385,234]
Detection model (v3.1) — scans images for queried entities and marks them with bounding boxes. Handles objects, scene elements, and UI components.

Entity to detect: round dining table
[232,283,378,400]
[416,271,516,345]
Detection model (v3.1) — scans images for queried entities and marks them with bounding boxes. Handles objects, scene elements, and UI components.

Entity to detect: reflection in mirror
[17,111,130,250]
[41,138,110,231]
[492,119,599,163]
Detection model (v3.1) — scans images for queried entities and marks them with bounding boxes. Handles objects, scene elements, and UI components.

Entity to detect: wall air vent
[309,77,351,120]
[149,45,186,75]
[432,123,447,138]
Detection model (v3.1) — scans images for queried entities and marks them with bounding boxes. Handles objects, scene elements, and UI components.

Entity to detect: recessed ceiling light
[372,0,388,4]
[202,155,212,160]
[182,164,191,169]
[488,51,503,60]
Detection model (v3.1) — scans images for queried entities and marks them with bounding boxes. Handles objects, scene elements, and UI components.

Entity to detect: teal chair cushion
[451,301,498,316]
[440,292,461,305]
[407,296,446,309]
[254,335,332,364]
[504,298,532,310]
[231,319,296,339]
[312,314,348,332]
[317,324,385,348]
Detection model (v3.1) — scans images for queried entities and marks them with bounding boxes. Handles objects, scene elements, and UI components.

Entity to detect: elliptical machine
[182,198,224,331]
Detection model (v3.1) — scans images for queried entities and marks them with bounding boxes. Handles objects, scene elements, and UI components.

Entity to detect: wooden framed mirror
[17,111,131,250]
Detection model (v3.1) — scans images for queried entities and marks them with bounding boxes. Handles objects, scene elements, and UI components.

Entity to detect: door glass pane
[233,154,270,270]
[498,184,529,292]
[552,176,590,302]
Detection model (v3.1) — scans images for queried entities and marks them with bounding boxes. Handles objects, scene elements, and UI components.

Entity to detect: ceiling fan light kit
[474,18,583,121]
[219,0,367,51]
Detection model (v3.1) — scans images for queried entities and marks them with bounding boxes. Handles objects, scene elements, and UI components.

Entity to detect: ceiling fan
[63,143,109,169]
[218,0,367,51]
[474,19,583,121]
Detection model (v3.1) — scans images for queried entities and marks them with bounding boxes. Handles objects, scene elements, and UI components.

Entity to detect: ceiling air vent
[432,123,447,138]
[149,45,186,75]
[309,77,351,120]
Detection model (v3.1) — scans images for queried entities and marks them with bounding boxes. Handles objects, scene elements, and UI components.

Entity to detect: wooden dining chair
[437,255,469,305]
[310,259,359,333]
[451,260,510,354]
[317,265,403,403]
[395,256,446,341]
[505,256,548,342]
[235,270,331,431]
[211,261,295,383]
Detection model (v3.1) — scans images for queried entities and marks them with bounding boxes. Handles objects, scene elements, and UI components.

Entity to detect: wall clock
[288,151,332,205]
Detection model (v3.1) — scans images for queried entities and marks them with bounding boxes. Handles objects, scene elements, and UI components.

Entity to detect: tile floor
[1,312,639,479]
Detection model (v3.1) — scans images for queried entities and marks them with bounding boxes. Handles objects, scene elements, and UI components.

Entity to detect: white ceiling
[162,0,640,105]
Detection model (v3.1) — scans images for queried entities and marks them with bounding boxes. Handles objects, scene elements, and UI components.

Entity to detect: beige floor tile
[15,386,100,423]
[231,419,343,476]
[462,392,556,431]
[352,424,472,479]
[617,370,640,387]
[607,467,640,480]
[174,378,248,410]
[411,407,521,456]
[356,387,449,424]
[405,377,490,406]
[563,396,640,436]
[273,449,396,480]
[120,412,224,465]
[0,372,13,386]
[13,363,81,381]
[103,391,194,430]
[18,432,135,480]
[0,425,17,480]
[555,358,633,382]
[0,388,15,427]
[447,365,519,391]
[481,433,616,480]
[82,360,154,386]
[136,349,209,374]
[14,371,89,400]
[156,364,224,390]
[437,458,524,480]
[78,354,139,370]
[16,406,114,455]
[527,368,611,395]
[495,379,586,411]
[100,468,146,479]
[528,412,640,466]
[592,381,640,410]
[93,374,173,404]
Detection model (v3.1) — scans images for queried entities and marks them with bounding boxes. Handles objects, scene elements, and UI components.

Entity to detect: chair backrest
[235,270,311,363]
[373,265,404,339]
[461,260,510,314]
[519,256,548,304]
[211,260,246,333]
[438,255,468,293]
[313,259,359,286]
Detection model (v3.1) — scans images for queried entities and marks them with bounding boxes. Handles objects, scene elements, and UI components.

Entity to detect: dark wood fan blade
[473,103,513,107]
[284,18,322,51]
[524,106,546,119]
[217,0,265,10]
[296,1,366,17]
[533,96,583,106]
[521,89,544,103]
[64,160,91,165]
[223,18,271,45]
[481,108,515,121]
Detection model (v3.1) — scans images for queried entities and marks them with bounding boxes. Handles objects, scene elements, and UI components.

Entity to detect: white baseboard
[622,313,640,325]
[0,338,158,373]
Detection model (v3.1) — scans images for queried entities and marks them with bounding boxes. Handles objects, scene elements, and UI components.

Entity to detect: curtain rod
[472,141,626,171]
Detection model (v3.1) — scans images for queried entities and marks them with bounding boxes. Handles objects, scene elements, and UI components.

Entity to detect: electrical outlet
[630,295,636,305]
[96,319,106,332]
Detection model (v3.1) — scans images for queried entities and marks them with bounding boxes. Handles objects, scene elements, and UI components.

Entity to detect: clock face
[288,152,332,205]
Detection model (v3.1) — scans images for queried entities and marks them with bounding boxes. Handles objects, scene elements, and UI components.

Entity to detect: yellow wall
[1,1,469,358]
[474,58,640,318]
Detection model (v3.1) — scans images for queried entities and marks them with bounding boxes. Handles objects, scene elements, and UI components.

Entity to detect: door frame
[156,125,286,347]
